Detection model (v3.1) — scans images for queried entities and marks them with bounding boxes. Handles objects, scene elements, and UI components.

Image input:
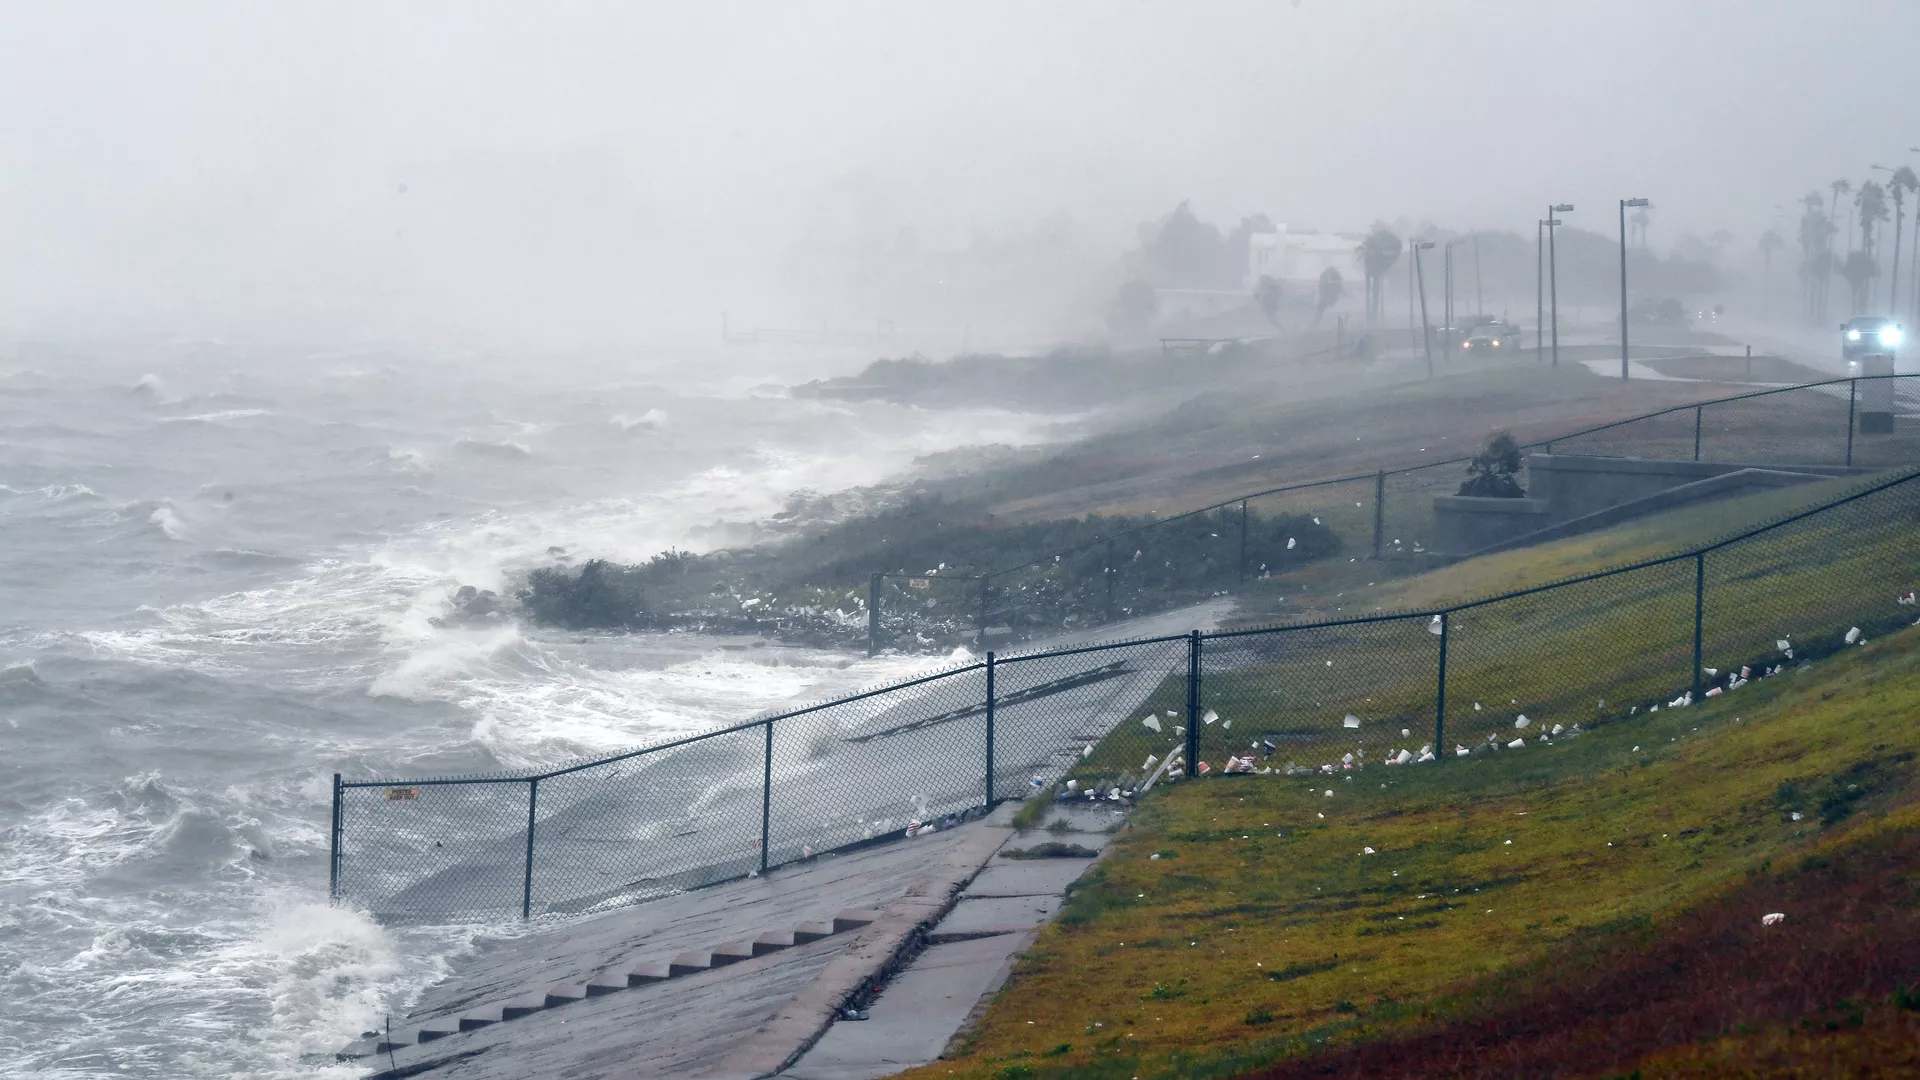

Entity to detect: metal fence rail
[864,374,1920,654]
[331,467,1920,919]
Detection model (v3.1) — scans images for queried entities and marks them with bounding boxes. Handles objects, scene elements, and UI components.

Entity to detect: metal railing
[330,464,1920,919]
[862,373,1920,654]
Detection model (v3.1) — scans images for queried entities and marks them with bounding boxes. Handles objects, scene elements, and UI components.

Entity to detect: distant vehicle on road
[1466,322,1512,349]
[1841,316,1901,365]
[1460,320,1520,352]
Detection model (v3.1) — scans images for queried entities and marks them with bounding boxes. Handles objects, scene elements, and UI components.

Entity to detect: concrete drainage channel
[779,804,1121,1080]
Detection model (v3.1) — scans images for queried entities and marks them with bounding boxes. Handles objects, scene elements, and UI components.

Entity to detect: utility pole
[1549,203,1574,368]
[1620,197,1650,381]
[1443,242,1454,364]
[1413,240,1436,377]
[1474,234,1484,315]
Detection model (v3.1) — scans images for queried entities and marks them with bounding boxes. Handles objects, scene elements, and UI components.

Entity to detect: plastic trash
[1203,710,1219,725]
[1846,626,1862,644]
[1777,639,1790,651]
[1791,812,1804,821]
[1507,738,1526,749]
[1066,779,1079,793]
[1474,702,1482,711]
[1900,591,1916,605]
[1196,760,1212,775]
[1428,615,1443,635]
[1143,754,1158,771]
[1362,847,1376,855]
[1343,715,1361,729]
[1143,715,1162,733]
[1402,728,1411,737]
[1393,749,1413,765]
[1324,789,1334,797]
[1761,913,1785,926]
[1287,537,1296,550]
[1705,687,1722,697]
[1514,714,1530,729]
[1083,744,1094,758]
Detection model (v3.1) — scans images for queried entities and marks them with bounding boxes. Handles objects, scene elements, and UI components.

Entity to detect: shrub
[1458,430,1526,498]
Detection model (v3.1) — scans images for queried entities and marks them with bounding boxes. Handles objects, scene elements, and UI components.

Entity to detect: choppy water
[0,340,1055,1078]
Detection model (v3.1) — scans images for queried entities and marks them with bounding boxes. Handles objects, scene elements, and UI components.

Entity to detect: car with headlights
[1841,316,1901,361]
[1461,323,1517,352]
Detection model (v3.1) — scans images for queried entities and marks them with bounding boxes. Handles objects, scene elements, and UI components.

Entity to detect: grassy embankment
[914,479,1920,1079]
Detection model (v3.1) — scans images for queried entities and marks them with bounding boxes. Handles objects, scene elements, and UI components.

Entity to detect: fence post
[1846,379,1857,466]
[867,573,881,657]
[1434,612,1449,756]
[1693,406,1702,462]
[984,652,997,805]
[1237,500,1249,590]
[522,778,539,920]
[1692,552,1706,701]
[1185,631,1202,773]
[328,773,342,901]
[1104,538,1115,623]
[1371,471,1385,559]
[1745,344,1751,381]
[761,720,773,875]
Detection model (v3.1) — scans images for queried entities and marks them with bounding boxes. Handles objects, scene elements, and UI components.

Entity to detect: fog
[3,0,1916,352]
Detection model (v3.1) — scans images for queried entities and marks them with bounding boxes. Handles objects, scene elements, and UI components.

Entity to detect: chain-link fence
[862,375,1920,652]
[331,466,1920,920]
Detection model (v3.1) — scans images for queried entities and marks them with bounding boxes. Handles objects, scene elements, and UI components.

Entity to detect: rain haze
[4,1,1916,349]
[3,3,1920,1078]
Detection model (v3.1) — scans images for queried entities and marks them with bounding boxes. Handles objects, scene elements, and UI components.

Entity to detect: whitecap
[149,505,189,540]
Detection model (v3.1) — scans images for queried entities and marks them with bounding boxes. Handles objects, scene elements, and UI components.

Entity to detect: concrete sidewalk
[781,804,1120,1080]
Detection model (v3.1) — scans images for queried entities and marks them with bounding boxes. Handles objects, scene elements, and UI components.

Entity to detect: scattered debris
[1761,912,1785,926]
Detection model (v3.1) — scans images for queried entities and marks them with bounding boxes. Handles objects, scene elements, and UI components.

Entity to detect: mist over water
[0,341,1054,1077]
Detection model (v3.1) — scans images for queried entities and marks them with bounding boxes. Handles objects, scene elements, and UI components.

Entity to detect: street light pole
[1619,197,1650,381]
[1549,203,1573,368]
[1443,241,1455,364]
[1536,220,1544,357]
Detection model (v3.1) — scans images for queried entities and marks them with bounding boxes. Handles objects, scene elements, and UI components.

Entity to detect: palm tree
[1856,182,1890,312]
[1888,166,1918,315]
[1841,251,1879,314]
[1798,191,1831,322]
[1828,179,1852,317]
[1758,229,1785,306]
[1354,223,1403,326]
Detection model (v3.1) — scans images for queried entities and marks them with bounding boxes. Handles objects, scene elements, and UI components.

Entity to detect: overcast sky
[3,1,1916,346]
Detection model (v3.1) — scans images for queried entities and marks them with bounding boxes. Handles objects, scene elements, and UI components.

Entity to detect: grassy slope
[1228,469,1877,630]
[904,627,1920,1080]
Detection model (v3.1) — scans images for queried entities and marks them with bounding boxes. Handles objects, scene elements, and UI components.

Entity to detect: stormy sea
[0,340,1053,1078]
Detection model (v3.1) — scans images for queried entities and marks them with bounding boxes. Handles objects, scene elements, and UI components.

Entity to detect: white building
[1246,226,1365,291]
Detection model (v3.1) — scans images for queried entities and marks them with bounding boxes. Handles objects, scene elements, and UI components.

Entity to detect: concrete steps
[337,907,880,1063]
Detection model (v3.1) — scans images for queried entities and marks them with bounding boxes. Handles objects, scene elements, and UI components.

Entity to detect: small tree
[1254,274,1283,327]
[1315,267,1344,324]
[1457,431,1525,498]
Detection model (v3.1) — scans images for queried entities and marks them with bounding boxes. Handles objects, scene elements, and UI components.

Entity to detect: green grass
[901,625,1920,1080]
